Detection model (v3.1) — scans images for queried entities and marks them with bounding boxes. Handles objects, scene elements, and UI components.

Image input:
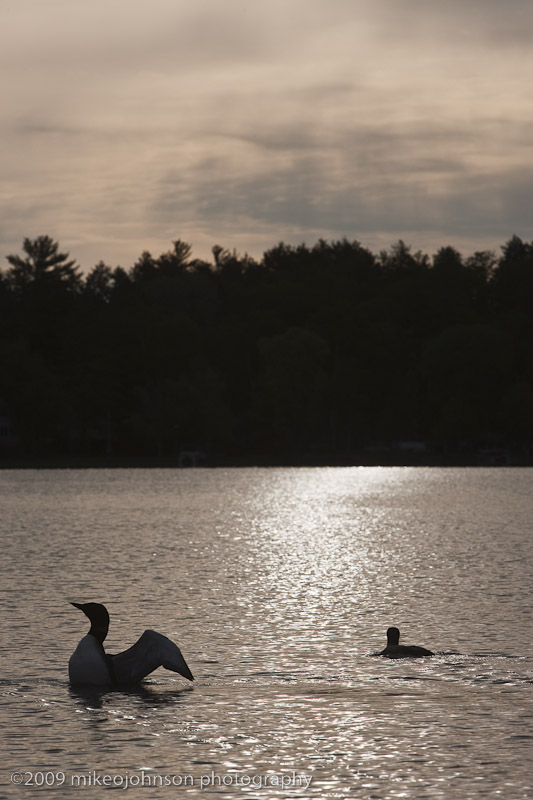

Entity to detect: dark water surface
[1,467,531,798]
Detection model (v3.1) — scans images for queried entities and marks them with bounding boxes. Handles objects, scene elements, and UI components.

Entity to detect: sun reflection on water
[237,468,412,659]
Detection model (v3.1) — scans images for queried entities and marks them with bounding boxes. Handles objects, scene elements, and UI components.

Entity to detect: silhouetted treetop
[5,235,81,294]
[157,240,193,275]
[83,261,116,304]
[433,246,463,273]
[379,240,429,275]
[492,235,533,315]
[131,250,158,283]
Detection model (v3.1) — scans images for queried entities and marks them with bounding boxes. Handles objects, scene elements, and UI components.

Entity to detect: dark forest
[1,234,532,465]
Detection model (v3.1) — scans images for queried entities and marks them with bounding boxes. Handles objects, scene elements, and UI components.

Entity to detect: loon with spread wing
[68,602,194,685]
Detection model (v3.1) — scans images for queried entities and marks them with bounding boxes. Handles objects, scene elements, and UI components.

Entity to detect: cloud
[1,0,533,268]
[376,0,533,47]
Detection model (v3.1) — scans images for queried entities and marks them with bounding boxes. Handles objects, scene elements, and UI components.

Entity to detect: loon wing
[110,630,194,684]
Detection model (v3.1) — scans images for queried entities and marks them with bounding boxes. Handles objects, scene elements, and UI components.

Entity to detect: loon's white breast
[68,634,112,686]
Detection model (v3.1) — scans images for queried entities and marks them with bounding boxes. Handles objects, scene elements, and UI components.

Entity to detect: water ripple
[1,467,532,798]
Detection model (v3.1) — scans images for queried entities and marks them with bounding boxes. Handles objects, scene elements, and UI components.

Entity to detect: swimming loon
[379,627,434,658]
[68,602,194,686]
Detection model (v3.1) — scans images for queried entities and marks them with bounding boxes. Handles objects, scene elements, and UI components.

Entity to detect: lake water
[1,467,531,799]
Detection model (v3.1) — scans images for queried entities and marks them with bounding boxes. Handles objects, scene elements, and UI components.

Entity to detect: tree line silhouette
[0,234,532,464]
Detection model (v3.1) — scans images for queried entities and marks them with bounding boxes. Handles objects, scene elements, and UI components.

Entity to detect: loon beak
[71,602,89,617]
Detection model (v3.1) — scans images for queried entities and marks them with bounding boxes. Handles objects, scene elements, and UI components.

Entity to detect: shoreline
[0,452,531,470]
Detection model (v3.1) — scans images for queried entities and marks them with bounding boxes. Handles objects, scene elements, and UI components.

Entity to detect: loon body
[68,602,194,686]
[379,626,434,659]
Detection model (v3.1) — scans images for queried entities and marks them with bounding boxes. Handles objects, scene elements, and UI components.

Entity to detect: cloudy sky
[2,0,532,270]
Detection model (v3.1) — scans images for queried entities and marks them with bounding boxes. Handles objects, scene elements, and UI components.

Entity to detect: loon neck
[89,625,108,645]
[386,627,400,647]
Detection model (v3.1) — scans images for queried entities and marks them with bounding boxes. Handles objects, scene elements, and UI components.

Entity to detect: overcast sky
[2,0,532,270]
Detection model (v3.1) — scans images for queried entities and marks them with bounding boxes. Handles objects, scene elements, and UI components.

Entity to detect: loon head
[71,602,110,645]
[386,626,400,646]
